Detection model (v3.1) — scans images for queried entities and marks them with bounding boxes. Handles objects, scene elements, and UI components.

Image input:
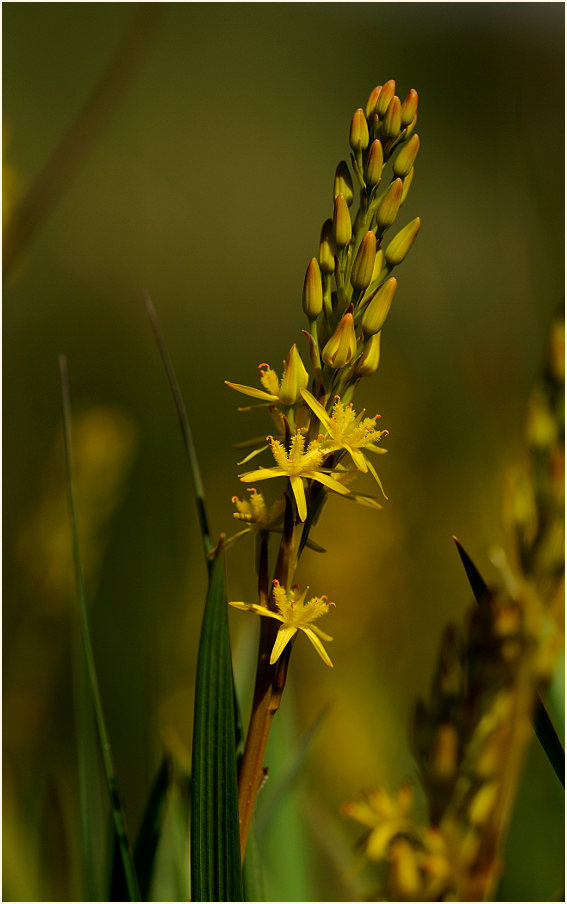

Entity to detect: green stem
[59,355,140,902]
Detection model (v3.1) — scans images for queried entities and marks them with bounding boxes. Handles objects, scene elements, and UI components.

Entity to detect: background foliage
[3,3,564,900]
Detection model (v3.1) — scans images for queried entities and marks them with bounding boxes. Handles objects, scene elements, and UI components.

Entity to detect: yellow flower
[225,344,308,407]
[239,430,350,521]
[224,488,284,549]
[301,389,388,496]
[342,784,417,861]
[229,580,335,666]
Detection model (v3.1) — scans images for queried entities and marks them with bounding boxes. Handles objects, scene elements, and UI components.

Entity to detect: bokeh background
[3,3,564,901]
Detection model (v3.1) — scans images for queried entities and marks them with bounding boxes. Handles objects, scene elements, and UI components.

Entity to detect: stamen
[247,487,258,494]
[266,435,274,443]
[328,601,336,608]
[272,579,280,586]
[231,496,240,504]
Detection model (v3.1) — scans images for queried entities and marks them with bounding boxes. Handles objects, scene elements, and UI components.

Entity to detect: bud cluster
[301,79,420,392]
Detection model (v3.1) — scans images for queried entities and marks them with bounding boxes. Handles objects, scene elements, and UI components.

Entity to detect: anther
[231,496,240,504]
[266,435,274,443]
[247,487,257,494]
[272,579,280,586]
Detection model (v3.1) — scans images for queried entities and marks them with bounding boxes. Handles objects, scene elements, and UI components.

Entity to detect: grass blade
[191,542,243,902]
[453,536,565,789]
[144,292,213,565]
[59,354,140,901]
[133,755,172,901]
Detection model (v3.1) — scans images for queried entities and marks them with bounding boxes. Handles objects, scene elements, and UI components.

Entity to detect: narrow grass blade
[191,543,243,902]
[453,536,565,789]
[144,292,213,565]
[242,818,265,903]
[132,754,172,901]
[59,354,140,901]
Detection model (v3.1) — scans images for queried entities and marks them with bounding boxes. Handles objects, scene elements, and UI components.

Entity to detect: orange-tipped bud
[279,344,309,405]
[333,193,352,248]
[364,139,383,187]
[383,96,402,138]
[376,178,403,229]
[356,331,381,376]
[322,312,357,368]
[351,231,376,290]
[401,168,414,204]
[333,160,354,206]
[365,85,382,118]
[302,257,323,318]
[349,108,370,152]
[384,217,421,266]
[319,219,335,273]
[376,79,395,116]
[361,277,397,334]
[401,89,418,127]
[393,134,420,178]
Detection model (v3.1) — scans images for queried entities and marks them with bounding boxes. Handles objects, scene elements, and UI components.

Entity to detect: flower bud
[279,344,309,405]
[384,217,421,266]
[333,193,352,248]
[351,231,376,290]
[393,134,420,178]
[400,167,414,204]
[322,312,357,368]
[349,108,369,152]
[365,85,382,118]
[376,178,403,229]
[364,139,383,187]
[401,88,418,127]
[376,79,395,116]
[318,218,335,273]
[356,331,381,376]
[302,257,323,318]
[383,96,402,138]
[371,249,384,283]
[361,277,397,334]
[333,160,354,206]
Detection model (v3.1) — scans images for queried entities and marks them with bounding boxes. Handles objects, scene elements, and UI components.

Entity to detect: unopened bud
[351,231,376,290]
[376,79,395,116]
[371,249,384,283]
[393,134,420,178]
[361,277,397,334]
[389,839,421,901]
[401,168,414,204]
[333,160,354,206]
[302,257,323,318]
[349,108,369,152]
[279,344,309,405]
[432,724,459,779]
[376,178,403,229]
[319,219,335,273]
[383,96,402,138]
[365,85,382,118]
[364,139,383,187]
[384,217,421,266]
[322,312,357,368]
[401,89,418,127]
[333,193,352,248]
[356,331,381,376]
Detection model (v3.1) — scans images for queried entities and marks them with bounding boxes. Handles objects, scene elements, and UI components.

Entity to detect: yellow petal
[290,475,307,521]
[300,388,333,432]
[346,445,368,472]
[229,601,283,622]
[309,624,334,642]
[366,459,388,499]
[240,467,284,482]
[309,471,351,496]
[270,625,297,663]
[302,627,334,667]
[225,380,279,402]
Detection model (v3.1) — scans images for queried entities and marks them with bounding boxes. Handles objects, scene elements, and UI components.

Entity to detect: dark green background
[3,3,564,900]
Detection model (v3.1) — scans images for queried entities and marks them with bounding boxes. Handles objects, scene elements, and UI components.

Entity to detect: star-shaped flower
[301,388,388,496]
[229,580,335,666]
[224,488,284,549]
[342,784,417,861]
[239,430,350,521]
[225,344,309,407]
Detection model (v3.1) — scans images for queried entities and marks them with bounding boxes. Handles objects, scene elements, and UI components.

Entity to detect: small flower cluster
[226,79,420,664]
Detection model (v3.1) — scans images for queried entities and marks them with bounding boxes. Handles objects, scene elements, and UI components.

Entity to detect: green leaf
[191,544,243,902]
[133,755,172,901]
[59,355,140,901]
[453,536,565,789]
